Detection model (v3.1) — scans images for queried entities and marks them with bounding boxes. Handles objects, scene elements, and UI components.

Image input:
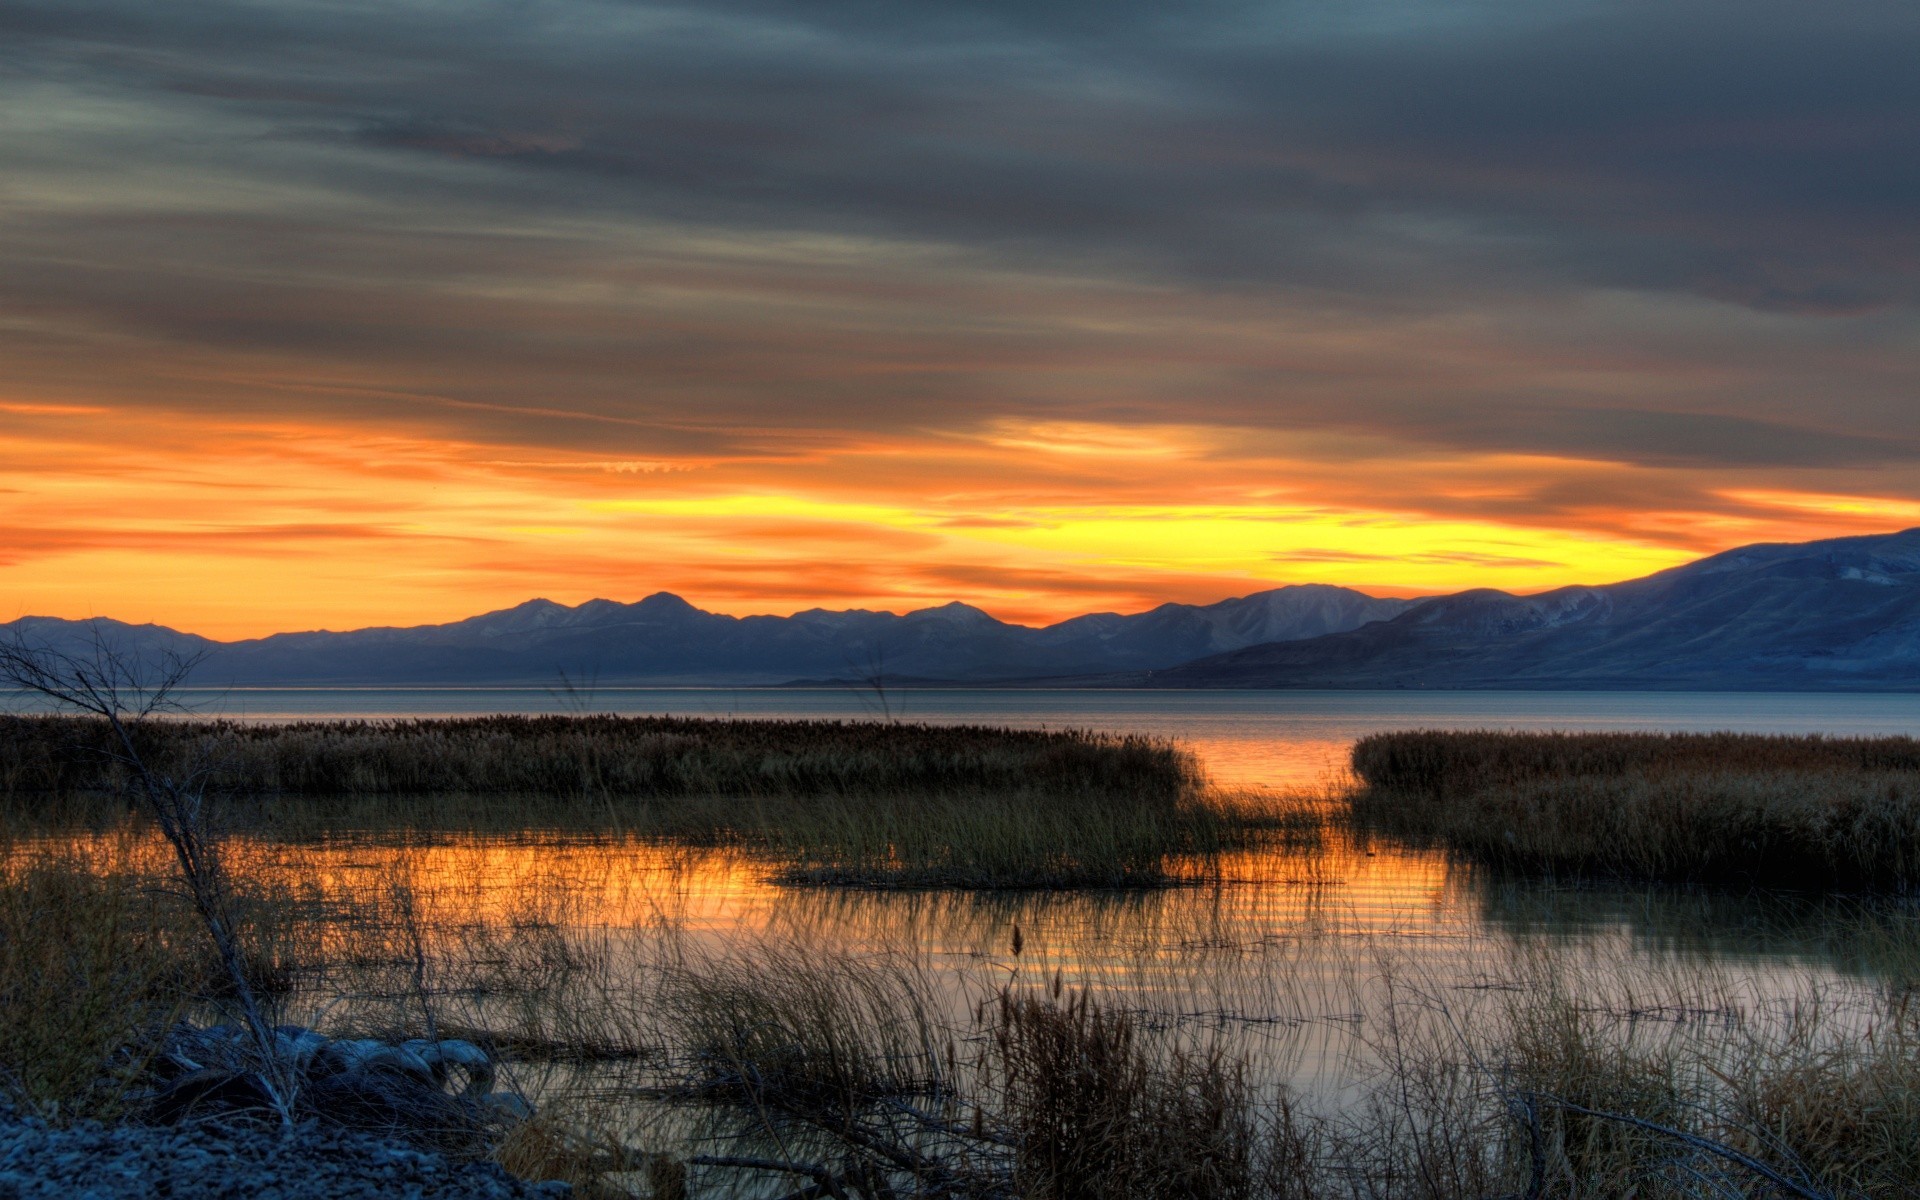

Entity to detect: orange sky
[7,394,1915,639]
[5,1,1919,639]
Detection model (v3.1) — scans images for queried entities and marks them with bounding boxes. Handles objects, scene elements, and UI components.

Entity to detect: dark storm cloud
[1,0,1916,470]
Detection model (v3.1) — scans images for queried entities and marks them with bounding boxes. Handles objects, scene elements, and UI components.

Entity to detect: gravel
[0,1110,572,1200]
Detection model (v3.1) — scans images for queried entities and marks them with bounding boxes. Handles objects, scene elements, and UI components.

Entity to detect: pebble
[0,1112,570,1199]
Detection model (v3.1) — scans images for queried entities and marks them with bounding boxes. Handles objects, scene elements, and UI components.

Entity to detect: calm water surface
[28,689,1920,1159]
[209,831,1918,1141]
[174,687,1920,786]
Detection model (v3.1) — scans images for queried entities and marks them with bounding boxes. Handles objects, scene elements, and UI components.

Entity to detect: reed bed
[0,713,1231,887]
[0,713,1196,803]
[1351,730,1920,890]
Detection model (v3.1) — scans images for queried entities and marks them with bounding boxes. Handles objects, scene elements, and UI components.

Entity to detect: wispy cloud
[0,0,1915,630]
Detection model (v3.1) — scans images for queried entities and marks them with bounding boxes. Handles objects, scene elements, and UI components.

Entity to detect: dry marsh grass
[16,713,1920,1194]
[0,832,307,1120]
[1351,730,1920,890]
[631,931,1311,1200]
[987,982,1303,1200]
[0,851,186,1118]
[0,713,1196,804]
[602,929,1920,1199]
[0,713,1235,887]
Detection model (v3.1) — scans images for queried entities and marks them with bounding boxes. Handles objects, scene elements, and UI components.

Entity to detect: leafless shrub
[0,630,297,1124]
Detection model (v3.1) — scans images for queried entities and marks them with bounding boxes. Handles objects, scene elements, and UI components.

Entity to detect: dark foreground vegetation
[1351,730,1920,890]
[7,840,1920,1199]
[0,713,1241,888]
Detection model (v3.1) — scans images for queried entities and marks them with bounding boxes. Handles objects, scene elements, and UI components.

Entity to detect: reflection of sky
[159,687,1920,787]
[4,0,1919,635]
[31,825,1904,1123]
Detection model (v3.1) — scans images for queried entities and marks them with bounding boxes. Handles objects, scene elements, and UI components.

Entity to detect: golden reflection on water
[1180,736,1357,789]
[16,825,1917,1118]
[247,831,1462,959]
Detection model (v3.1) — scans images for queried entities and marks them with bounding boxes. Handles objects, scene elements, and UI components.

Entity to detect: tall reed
[0,714,1198,804]
[1351,730,1920,890]
[2,713,1234,887]
[987,981,1301,1200]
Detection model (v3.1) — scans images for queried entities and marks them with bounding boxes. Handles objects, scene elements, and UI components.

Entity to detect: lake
[19,688,1920,1189]
[163,686,1920,787]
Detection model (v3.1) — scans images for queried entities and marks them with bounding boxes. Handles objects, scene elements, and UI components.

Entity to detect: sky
[3,0,1919,639]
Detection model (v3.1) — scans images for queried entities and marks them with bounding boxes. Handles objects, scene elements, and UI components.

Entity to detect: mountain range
[5,528,1918,690]
[2,582,1411,687]
[1101,527,1920,690]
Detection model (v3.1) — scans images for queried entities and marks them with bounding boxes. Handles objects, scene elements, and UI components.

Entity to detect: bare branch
[689,1156,852,1200]
[0,632,294,1128]
[1519,1093,1831,1200]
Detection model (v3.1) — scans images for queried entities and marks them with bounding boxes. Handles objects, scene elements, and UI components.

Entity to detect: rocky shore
[0,1106,569,1199]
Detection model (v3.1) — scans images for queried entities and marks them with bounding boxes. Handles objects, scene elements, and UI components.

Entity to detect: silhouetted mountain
[1,585,1411,686]
[13,530,1919,689]
[1119,528,1920,689]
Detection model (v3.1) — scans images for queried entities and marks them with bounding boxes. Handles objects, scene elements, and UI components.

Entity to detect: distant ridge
[1083,528,1920,690]
[8,529,1918,690]
[1,584,1411,687]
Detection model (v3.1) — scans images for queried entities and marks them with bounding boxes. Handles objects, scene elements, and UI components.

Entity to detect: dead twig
[1520,1092,1830,1200]
[0,629,297,1128]
[688,1155,852,1200]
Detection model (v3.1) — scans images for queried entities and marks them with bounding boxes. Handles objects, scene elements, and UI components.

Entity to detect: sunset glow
[7,398,1906,638]
[4,1,1917,637]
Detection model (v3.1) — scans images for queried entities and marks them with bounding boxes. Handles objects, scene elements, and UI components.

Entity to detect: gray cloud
[0,0,1915,470]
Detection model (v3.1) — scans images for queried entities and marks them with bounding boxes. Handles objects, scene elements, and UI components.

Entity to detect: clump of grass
[1728,990,1920,1195]
[767,785,1236,888]
[651,935,948,1109]
[1505,990,1920,1198]
[0,831,328,1121]
[1320,955,1920,1200]
[1350,730,1920,890]
[0,850,188,1118]
[1500,985,1690,1191]
[987,981,1303,1200]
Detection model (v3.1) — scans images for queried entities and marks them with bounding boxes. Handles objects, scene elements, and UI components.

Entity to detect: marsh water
[28,690,1920,1180]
